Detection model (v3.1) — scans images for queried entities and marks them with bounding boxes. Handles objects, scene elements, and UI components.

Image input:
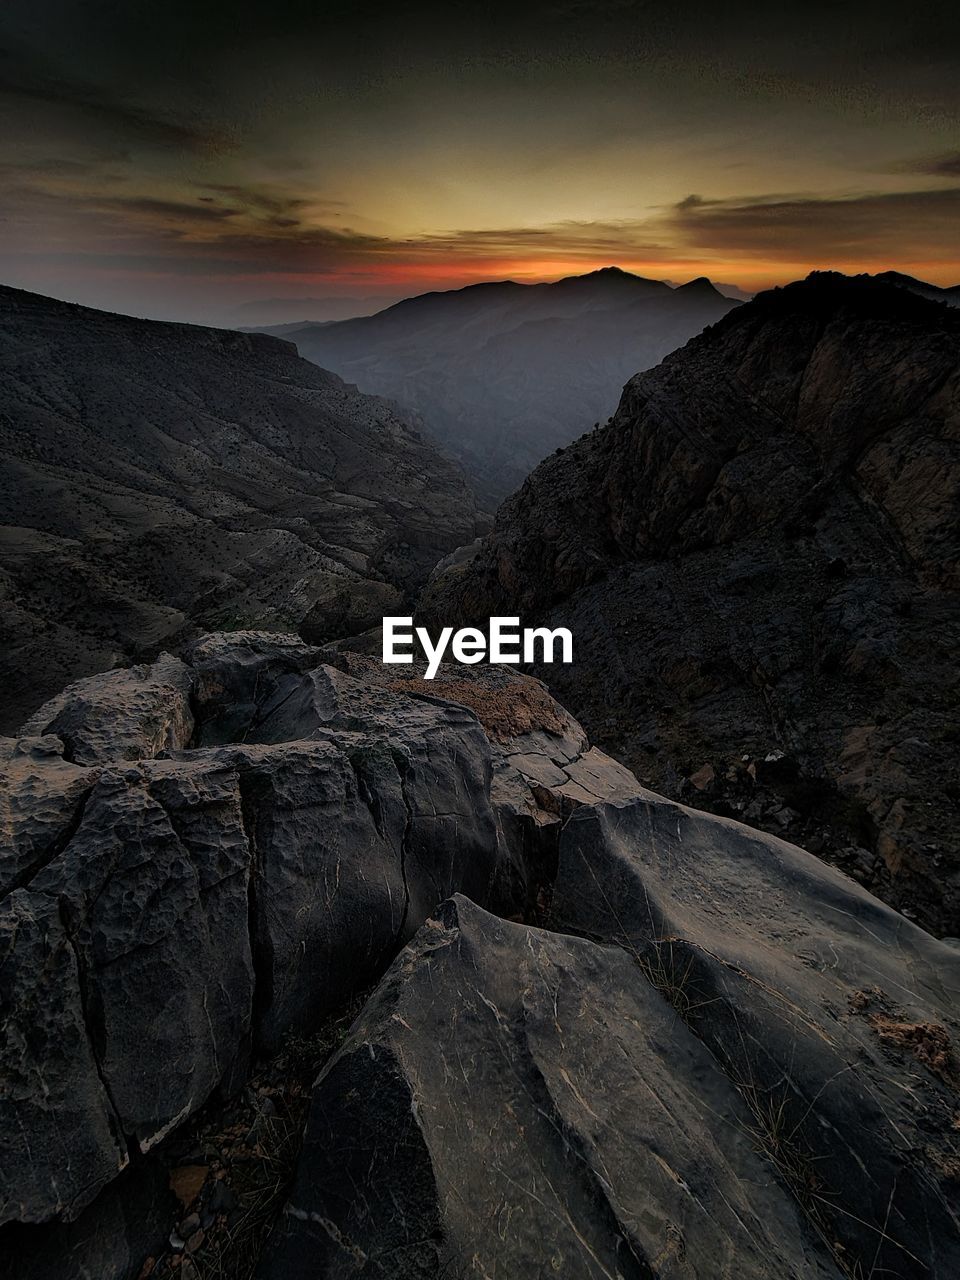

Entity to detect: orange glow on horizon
[231,253,960,295]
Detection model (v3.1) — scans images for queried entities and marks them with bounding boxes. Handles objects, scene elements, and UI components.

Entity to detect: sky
[1,0,959,325]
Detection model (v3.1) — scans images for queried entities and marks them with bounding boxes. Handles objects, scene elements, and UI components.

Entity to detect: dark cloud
[198,185,314,216]
[1,183,667,279]
[4,1,960,131]
[908,151,960,178]
[95,196,241,224]
[0,50,224,150]
[671,187,960,259]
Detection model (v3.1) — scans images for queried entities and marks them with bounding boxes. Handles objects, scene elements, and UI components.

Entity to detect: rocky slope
[1,636,959,1279]
[423,273,960,935]
[0,286,481,732]
[262,268,739,501]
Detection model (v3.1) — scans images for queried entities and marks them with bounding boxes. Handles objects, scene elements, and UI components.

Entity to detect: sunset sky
[2,0,959,324]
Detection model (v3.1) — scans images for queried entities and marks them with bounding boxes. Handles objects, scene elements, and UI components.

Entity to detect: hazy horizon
[2,0,959,326]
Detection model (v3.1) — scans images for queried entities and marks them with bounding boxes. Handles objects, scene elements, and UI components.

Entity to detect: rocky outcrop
[263,810,960,1279]
[0,634,623,1260]
[0,285,482,731]
[265,895,846,1280]
[270,267,739,501]
[423,273,960,935]
[3,634,959,1279]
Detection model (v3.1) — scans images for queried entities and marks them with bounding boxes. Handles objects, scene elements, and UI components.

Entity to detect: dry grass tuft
[867,1015,956,1082]
[142,998,365,1280]
[391,673,568,742]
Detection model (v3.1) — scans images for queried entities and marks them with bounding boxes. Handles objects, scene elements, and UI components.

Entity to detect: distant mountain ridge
[0,284,482,729]
[871,270,960,305]
[255,267,741,501]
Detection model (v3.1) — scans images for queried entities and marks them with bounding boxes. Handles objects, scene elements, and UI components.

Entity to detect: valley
[256,267,741,502]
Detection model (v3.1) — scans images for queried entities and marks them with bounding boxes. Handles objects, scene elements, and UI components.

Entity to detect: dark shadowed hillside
[0,286,482,730]
[260,267,740,501]
[423,273,960,935]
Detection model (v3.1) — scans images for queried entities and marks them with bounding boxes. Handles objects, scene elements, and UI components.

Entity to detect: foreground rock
[262,897,845,1279]
[264,815,960,1279]
[3,634,959,1279]
[0,633,624,1271]
[423,273,960,935]
[0,284,482,731]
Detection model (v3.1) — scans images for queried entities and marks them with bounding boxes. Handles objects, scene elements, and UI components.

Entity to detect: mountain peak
[675,275,721,296]
[275,267,737,501]
[551,265,668,291]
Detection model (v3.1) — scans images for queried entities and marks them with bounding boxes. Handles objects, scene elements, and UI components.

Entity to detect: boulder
[19,654,194,765]
[0,636,596,1243]
[263,798,960,1278]
[551,792,960,1278]
[260,896,845,1279]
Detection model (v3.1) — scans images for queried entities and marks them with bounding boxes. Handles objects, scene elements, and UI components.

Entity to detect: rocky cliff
[0,286,481,731]
[423,273,960,935]
[1,636,958,1279]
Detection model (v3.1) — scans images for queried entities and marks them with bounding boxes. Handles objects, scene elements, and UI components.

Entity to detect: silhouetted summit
[872,269,960,305]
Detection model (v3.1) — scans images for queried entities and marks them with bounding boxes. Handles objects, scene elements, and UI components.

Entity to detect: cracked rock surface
[262,896,847,1280]
[0,633,617,1251]
[263,809,960,1279]
[2,633,959,1279]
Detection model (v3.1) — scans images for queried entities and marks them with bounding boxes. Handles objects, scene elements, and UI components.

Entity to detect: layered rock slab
[265,799,960,1278]
[551,793,960,1279]
[260,895,845,1279]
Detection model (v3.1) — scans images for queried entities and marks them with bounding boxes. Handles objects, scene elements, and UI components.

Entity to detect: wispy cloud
[906,151,960,178]
[669,187,960,260]
[0,49,225,150]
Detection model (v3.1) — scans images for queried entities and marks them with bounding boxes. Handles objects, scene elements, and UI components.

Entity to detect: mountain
[0,285,482,731]
[423,273,960,936]
[3,636,958,1279]
[872,270,960,305]
[258,267,741,502]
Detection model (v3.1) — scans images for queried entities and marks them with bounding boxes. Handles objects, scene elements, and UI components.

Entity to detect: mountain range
[255,267,742,501]
[872,270,960,306]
